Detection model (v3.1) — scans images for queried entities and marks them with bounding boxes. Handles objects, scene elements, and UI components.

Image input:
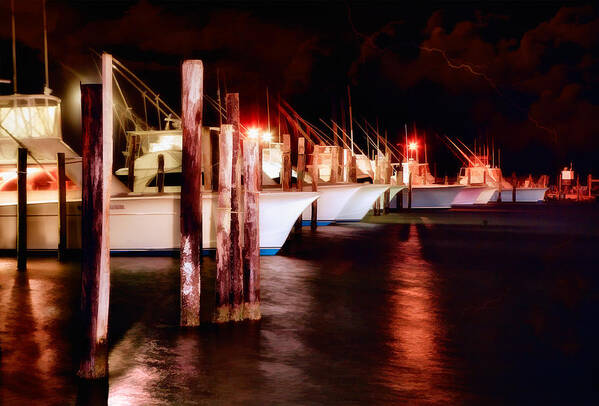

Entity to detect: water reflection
[383,224,456,403]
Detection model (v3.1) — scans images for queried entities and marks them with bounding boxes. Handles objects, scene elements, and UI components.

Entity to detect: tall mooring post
[156,154,165,193]
[17,147,27,271]
[512,173,517,203]
[282,134,292,191]
[215,124,233,323]
[78,53,113,379]
[180,59,203,327]
[349,154,357,183]
[226,93,243,321]
[383,158,391,215]
[294,137,306,232]
[126,134,138,191]
[309,148,319,231]
[330,146,338,184]
[243,138,261,320]
[57,152,67,260]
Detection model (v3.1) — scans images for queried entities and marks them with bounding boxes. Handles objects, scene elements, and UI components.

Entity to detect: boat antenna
[42,0,50,94]
[404,124,408,160]
[424,131,428,163]
[217,68,222,126]
[492,137,495,167]
[266,87,271,138]
[347,85,354,155]
[10,0,17,93]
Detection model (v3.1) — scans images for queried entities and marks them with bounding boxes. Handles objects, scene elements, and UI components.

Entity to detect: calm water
[1,204,599,405]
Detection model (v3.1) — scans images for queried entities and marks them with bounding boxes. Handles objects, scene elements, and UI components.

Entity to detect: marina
[1,0,598,404]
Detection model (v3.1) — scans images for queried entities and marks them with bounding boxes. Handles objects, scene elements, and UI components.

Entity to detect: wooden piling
[226,93,243,321]
[210,129,219,191]
[349,154,357,183]
[310,149,319,231]
[294,137,306,232]
[330,146,338,184]
[296,137,306,190]
[156,154,165,193]
[17,147,27,271]
[589,174,593,198]
[126,135,138,191]
[512,173,517,203]
[407,172,412,209]
[576,175,580,201]
[78,54,112,379]
[242,138,261,320]
[281,133,292,191]
[179,59,203,327]
[215,124,233,323]
[57,152,67,260]
[383,158,391,215]
[497,173,503,203]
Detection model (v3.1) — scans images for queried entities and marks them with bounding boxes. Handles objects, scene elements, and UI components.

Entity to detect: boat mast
[266,87,271,138]
[347,85,354,155]
[217,68,222,127]
[42,0,50,94]
[11,0,17,93]
[404,124,408,161]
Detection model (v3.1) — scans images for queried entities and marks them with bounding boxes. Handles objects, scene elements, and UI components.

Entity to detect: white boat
[0,189,317,255]
[300,183,362,225]
[399,159,465,209]
[458,165,548,203]
[337,184,390,221]
[451,185,495,206]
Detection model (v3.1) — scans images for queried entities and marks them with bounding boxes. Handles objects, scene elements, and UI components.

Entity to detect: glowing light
[247,128,260,139]
[408,142,418,151]
[148,135,182,152]
[261,131,272,142]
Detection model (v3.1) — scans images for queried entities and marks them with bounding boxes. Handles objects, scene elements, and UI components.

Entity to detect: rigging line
[320,119,366,156]
[0,123,57,182]
[360,118,404,161]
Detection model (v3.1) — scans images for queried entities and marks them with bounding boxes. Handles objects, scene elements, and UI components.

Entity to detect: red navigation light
[408,142,418,151]
[247,128,260,139]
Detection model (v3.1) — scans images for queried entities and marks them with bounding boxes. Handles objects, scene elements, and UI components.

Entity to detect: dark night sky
[1,1,598,177]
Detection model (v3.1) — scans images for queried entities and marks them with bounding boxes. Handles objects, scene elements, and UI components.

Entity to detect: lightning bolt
[419,46,558,142]
[419,46,500,93]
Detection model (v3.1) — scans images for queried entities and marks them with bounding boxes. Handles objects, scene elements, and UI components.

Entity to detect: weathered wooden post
[126,135,138,191]
[180,59,203,327]
[243,138,261,320]
[226,93,243,321]
[557,173,562,200]
[512,173,517,202]
[78,53,113,379]
[497,173,503,203]
[17,147,27,271]
[156,154,165,193]
[576,175,580,201]
[215,124,233,323]
[294,137,306,232]
[589,174,593,198]
[310,148,319,231]
[281,133,291,191]
[57,152,67,260]
[407,172,413,209]
[349,154,357,183]
[444,175,448,185]
[296,137,306,190]
[373,156,380,216]
[383,158,391,215]
[467,168,471,186]
[210,129,219,191]
[330,146,338,184]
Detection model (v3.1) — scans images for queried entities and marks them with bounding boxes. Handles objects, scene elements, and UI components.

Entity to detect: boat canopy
[0,94,78,163]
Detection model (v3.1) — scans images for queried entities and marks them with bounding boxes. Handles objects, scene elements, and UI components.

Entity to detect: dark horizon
[1,0,598,177]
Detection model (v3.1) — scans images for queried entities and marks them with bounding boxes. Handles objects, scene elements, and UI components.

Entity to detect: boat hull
[402,185,465,209]
[336,184,390,222]
[491,188,548,203]
[0,190,318,255]
[451,186,494,206]
[301,183,362,225]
